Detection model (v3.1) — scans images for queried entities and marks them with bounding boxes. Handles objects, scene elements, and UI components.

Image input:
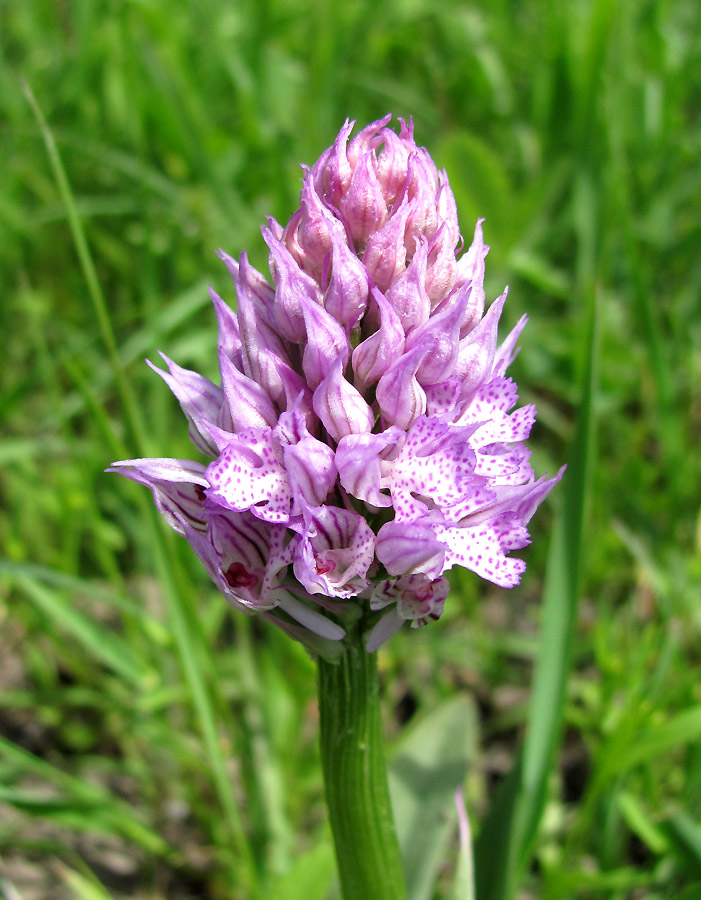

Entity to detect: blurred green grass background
[1,0,700,897]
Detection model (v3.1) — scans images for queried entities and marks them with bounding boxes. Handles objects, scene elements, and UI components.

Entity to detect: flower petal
[192,512,287,609]
[147,353,224,456]
[108,458,208,534]
[205,429,292,523]
[336,427,403,507]
[387,417,480,521]
[375,520,446,578]
[432,519,528,588]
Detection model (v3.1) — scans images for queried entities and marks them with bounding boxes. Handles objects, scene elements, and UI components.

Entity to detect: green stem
[318,622,406,900]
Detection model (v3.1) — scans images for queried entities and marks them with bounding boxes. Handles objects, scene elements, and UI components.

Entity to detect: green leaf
[508,247,571,299]
[661,812,701,880]
[266,842,336,900]
[57,864,116,900]
[389,696,477,900]
[22,83,260,893]
[616,791,669,856]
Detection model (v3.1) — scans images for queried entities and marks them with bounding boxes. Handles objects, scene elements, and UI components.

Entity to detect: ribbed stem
[318,622,406,900]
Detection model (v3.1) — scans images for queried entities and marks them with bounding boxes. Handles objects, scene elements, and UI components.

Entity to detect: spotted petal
[432,517,529,588]
[205,429,292,523]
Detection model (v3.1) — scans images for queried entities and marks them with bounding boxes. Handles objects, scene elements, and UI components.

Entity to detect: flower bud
[374,122,413,205]
[436,172,460,246]
[384,236,431,333]
[323,217,369,328]
[404,281,463,385]
[425,222,458,305]
[219,351,278,432]
[312,118,354,208]
[453,291,507,398]
[376,343,427,429]
[362,193,412,291]
[263,225,322,342]
[404,150,440,243]
[219,249,276,324]
[312,354,374,441]
[299,289,350,389]
[147,353,224,457]
[297,171,334,270]
[351,287,405,389]
[454,219,488,336]
[209,287,243,370]
[339,150,388,245]
[347,115,392,164]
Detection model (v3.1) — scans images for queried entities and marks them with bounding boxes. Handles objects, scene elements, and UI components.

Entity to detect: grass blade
[57,863,116,900]
[22,81,260,896]
[21,78,148,457]
[8,572,148,686]
[0,739,171,858]
[517,285,599,870]
[661,813,701,881]
[475,286,599,898]
[604,706,701,777]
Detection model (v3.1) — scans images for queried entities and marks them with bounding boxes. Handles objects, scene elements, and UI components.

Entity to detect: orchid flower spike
[110,116,563,658]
